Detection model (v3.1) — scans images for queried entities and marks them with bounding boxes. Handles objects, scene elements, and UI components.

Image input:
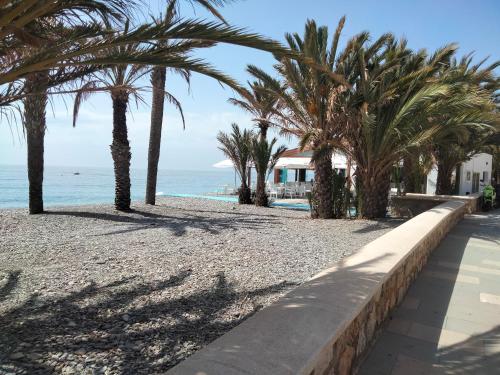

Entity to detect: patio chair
[297,184,306,197]
[284,185,296,199]
[269,184,280,198]
[304,183,313,195]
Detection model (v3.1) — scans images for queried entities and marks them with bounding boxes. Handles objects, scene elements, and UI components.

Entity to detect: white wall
[458,153,493,195]
[425,153,493,196]
[426,166,438,195]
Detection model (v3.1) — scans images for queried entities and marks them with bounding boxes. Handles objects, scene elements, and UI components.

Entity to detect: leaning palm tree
[145,0,233,205]
[217,123,253,204]
[250,136,286,206]
[248,18,351,218]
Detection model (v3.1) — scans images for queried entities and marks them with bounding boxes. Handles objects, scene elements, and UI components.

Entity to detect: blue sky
[1,0,499,170]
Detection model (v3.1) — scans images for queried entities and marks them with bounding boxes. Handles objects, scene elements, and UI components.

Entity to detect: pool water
[165,193,310,211]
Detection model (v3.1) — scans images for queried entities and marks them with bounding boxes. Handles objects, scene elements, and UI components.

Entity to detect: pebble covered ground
[0,197,402,374]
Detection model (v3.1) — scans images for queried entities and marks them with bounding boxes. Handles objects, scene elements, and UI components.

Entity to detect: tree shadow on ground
[46,208,280,237]
[155,202,307,220]
[455,209,500,245]
[0,269,297,375]
[351,218,405,234]
[0,271,20,303]
[436,325,500,374]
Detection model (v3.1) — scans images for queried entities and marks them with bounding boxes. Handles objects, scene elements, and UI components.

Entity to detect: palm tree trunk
[344,156,352,217]
[359,169,390,219]
[145,67,167,205]
[238,183,251,204]
[111,90,131,211]
[24,72,49,214]
[402,156,416,194]
[312,149,333,219]
[436,162,454,195]
[254,169,268,206]
[258,121,268,141]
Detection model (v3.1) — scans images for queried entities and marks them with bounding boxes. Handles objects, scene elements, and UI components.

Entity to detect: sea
[0,164,238,209]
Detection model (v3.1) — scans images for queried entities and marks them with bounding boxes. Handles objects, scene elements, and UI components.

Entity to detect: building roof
[280,147,312,158]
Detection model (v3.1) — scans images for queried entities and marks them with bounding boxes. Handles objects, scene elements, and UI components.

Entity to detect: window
[466,171,471,181]
[483,171,489,183]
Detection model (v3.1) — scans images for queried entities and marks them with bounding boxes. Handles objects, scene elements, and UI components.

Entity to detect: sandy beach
[0,197,401,374]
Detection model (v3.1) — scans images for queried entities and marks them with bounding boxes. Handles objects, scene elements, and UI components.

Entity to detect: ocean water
[0,165,237,209]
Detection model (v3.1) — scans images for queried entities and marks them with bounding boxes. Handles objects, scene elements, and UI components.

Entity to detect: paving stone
[479,292,500,305]
[445,316,496,337]
[421,269,480,285]
[391,354,434,375]
[482,259,500,268]
[401,296,420,310]
[387,318,412,335]
[437,328,471,348]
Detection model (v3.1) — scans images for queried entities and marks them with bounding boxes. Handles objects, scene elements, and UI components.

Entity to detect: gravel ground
[0,197,402,375]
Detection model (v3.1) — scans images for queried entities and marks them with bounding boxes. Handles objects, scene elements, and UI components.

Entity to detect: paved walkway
[359,209,500,375]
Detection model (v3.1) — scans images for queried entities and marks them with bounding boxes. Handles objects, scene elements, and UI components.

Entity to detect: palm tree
[23,72,49,214]
[248,18,351,218]
[339,38,466,218]
[217,123,253,204]
[250,136,286,206]
[72,49,145,210]
[434,125,498,195]
[402,151,434,194]
[145,0,232,205]
[228,73,281,140]
[431,55,500,194]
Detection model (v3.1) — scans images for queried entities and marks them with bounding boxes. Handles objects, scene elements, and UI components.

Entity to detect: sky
[1,0,499,171]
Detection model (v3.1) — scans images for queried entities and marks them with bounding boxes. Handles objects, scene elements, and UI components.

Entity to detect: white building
[426,153,493,196]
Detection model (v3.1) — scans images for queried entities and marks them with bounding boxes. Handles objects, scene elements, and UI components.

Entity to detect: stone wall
[391,193,480,217]
[168,201,467,375]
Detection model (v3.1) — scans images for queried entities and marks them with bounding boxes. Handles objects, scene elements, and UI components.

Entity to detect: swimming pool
[164,193,310,211]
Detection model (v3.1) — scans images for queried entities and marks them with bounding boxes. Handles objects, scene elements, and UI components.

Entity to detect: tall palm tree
[23,72,49,214]
[248,18,351,218]
[250,136,286,206]
[74,55,157,210]
[217,123,253,204]
[145,0,232,205]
